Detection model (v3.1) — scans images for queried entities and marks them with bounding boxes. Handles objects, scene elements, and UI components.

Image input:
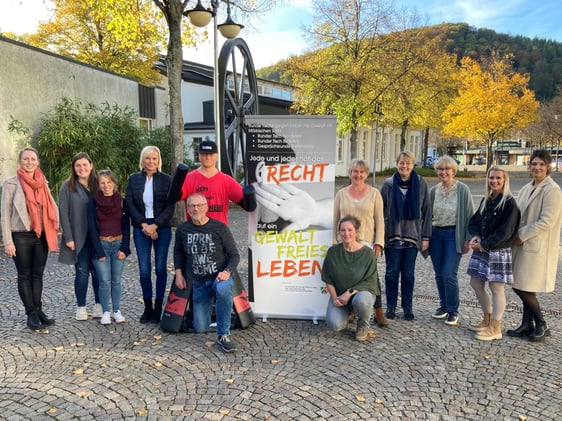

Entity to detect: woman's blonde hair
[348,159,370,177]
[433,156,458,175]
[479,166,512,214]
[139,145,162,172]
[396,151,415,164]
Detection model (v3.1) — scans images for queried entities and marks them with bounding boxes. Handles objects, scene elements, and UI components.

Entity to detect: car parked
[550,157,562,170]
[474,156,486,165]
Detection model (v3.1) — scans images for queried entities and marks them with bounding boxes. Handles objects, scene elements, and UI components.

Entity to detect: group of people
[1,142,246,353]
[2,145,560,347]
[322,150,561,343]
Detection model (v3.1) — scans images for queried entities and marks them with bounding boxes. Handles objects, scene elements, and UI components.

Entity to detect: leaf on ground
[133,342,141,346]
[225,378,234,384]
[154,362,163,368]
[153,335,162,340]
[71,343,85,347]
[139,338,148,342]
[484,355,491,359]
[356,395,366,403]
[219,409,229,415]
[73,368,85,375]
[137,409,148,415]
[47,408,57,414]
[271,360,279,364]
[375,398,384,404]
[76,391,88,398]
[368,331,376,338]
[518,415,527,421]
[53,346,64,351]
[205,341,215,348]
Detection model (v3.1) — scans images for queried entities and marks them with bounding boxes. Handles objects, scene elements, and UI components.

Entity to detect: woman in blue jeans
[429,156,474,326]
[125,146,174,323]
[59,152,102,321]
[380,151,432,321]
[88,170,130,325]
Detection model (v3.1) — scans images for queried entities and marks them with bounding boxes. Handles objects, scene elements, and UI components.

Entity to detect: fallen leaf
[151,342,158,346]
[140,338,148,343]
[368,331,376,338]
[76,391,88,398]
[225,378,234,384]
[375,398,384,404]
[154,362,163,368]
[47,408,57,414]
[133,342,141,346]
[219,409,229,415]
[137,409,148,415]
[53,346,64,351]
[484,355,491,359]
[205,341,215,348]
[356,395,366,403]
[153,335,161,340]
[271,360,279,364]
[71,343,85,347]
[518,416,527,421]
[73,368,84,375]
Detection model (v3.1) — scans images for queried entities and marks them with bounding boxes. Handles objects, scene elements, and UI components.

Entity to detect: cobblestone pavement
[1,174,561,420]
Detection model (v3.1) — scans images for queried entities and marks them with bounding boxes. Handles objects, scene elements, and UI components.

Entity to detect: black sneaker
[216,334,237,353]
[444,312,459,326]
[404,310,415,321]
[432,307,448,319]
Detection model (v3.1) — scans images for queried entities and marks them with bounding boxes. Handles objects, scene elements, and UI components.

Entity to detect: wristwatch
[348,288,356,295]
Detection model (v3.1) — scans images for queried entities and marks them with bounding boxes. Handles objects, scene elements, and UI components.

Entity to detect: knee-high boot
[507,304,533,337]
[530,310,550,342]
[140,299,153,324]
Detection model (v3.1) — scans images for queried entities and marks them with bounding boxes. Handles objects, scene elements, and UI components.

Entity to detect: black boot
[385,307,396,320]
[140,299,153,324]
[152,298,163,323]
[530,311,551,342]
[27,311,42,330]
[507,305,533,337]
[36,308,55,326]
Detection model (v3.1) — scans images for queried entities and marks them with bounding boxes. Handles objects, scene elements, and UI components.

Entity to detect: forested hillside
[257,22,562,101]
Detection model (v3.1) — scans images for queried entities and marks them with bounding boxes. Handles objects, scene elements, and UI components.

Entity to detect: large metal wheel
[217,38,259,184]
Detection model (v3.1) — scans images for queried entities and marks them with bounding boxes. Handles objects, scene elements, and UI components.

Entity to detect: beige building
[0,36,168,184]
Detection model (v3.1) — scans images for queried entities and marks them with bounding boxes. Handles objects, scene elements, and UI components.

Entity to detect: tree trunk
[400,119,409,151]
[349,127,358,160]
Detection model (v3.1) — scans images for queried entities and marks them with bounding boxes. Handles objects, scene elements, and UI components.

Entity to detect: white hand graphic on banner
[253,182,332,231]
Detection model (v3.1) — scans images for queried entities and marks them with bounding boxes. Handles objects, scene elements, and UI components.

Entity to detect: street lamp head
[218,16,244,39]
[184,0,213,27]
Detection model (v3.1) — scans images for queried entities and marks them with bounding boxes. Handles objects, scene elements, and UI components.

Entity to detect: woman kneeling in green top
[321,215,380,341]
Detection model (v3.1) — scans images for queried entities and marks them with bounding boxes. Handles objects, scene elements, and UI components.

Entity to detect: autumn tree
[287,0,406,160]
[28,0,167,85]
[441,54,539,167]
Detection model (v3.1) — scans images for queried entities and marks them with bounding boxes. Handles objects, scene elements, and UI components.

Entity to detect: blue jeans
[192,276,233,336]
[429,228,462,313]
[133,224,172,300]
[93,240,126,313]
[75,242,100,307]
[384,246,418,310]
[326,291,375,331]
[12,231,48,315]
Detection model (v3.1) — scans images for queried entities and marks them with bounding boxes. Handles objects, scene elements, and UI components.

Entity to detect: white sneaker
[100,311,111,325]
[113,310,126,324]
[75,306,88,321]
[92,303,103,318]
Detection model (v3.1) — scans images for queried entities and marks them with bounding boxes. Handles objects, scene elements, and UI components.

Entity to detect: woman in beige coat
[509,150,562,342]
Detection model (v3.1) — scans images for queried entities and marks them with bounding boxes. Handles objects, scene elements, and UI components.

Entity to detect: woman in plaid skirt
[466,166,520,341]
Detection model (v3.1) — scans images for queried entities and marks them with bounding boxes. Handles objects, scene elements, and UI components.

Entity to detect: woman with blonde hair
[467,166,520,341]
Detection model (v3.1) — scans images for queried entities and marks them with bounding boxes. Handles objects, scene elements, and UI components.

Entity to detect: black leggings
[512,288,541,314]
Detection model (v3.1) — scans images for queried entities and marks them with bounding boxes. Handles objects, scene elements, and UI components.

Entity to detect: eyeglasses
[437,168,452,171]
[187,203,207,209]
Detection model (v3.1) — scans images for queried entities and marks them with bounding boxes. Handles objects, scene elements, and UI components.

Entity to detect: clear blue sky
[2,0,561,69]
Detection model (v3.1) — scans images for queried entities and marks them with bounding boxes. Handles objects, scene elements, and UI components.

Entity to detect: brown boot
[468,313,491,332]
[475,319,502,341]
[374,306,389,327]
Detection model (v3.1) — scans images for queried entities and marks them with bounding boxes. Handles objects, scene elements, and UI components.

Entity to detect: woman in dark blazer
[124,146,174,323]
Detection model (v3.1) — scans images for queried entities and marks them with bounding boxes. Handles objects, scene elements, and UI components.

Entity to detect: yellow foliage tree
[441,54,539,166]
[27,0,169,85]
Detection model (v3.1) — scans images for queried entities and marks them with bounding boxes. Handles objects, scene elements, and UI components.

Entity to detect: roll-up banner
[245,115,336,321]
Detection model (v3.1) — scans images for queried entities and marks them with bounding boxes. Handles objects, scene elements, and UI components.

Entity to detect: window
[192,137,202,163]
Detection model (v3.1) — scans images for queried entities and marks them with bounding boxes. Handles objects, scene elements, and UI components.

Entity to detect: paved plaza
[1,172,561,420]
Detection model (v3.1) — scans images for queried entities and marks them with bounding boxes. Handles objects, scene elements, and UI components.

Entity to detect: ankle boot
[140,299,153,324]
[475,319,502,341]
[507,306,534,337]
[374,306,389,327]
[385,307,396,320]
[530,310,551,342]
[27,311,42,330]
[37,308,55,326]
[468,313,491,332]
[152,298,163,323]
